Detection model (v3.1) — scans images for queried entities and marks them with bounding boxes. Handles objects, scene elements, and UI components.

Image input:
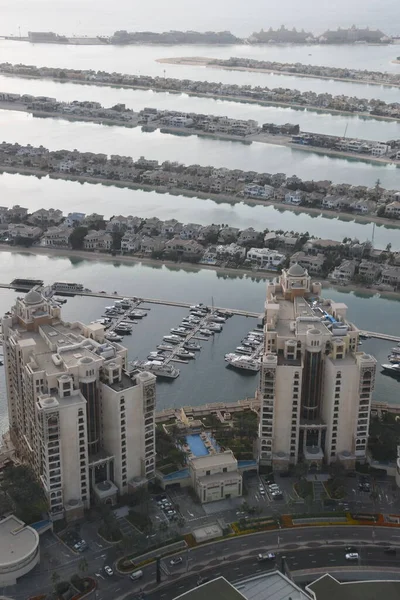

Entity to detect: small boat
[190,303,207,311]
[359,333,370,340]
[199,328,213,336]
[190,310,207,317]
[208,315,226,323]
[225,353,260,372]
[183,316,200,324]
[157,344,174,351]
[381,363,400,378]
[132,360,180,379]
[183,341,201,351]
[114,326,132,335]
[163,335,181,344]
[207,323,222,332]
[236,346,253,355]
[176,349,195,360]
[54,297,67,304]
[170,327,189,337]
[105,332,122,342]
[180,322,195,330]
[148,352,165,362]
[129,309,147,319]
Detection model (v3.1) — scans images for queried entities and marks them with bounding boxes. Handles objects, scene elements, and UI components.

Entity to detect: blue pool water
[186,434,209,457]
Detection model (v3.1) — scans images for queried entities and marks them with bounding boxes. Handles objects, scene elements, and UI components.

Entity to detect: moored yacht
[381,363,400,377]
[163,335,181,344]
[225,353,260,372]
[176,349,195,360]
[183,341,201,351]
[132,360,180,379]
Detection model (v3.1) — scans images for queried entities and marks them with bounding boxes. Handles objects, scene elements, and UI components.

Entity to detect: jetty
[360,331,400,343]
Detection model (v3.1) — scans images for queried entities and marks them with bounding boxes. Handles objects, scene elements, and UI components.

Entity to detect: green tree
[112,231,123,251]
[69,226,88,250]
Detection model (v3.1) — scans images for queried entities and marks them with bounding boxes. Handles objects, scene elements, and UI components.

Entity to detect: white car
[104,565,114,576]
[345,552,359,561]
[170,556,183,566]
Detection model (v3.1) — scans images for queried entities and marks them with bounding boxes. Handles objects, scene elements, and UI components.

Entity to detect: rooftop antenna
[371,222,375,247]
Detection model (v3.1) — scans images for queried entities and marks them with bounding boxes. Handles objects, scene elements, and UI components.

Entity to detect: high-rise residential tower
[257,265,376,470]
[2,289,156,520]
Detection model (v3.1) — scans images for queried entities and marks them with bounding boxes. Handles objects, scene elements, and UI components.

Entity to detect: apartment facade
[257,264,376,470]
[2,290,156,521]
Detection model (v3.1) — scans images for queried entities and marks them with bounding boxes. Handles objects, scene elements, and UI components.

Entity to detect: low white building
[246,248,285,269]
[215,243,246,259]
[83,230,113,251]
[121,232,141,253]
[371,142,391,157]
[189,451,242,503]
[0,515,40,586]
[41,226,70,247]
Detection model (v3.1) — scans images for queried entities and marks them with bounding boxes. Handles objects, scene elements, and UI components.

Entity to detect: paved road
[5,526,400,600]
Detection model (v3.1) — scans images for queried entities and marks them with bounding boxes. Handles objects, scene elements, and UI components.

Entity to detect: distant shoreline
[1,165,400,229]
[158,57,400,88]
[2,71,399,124]
[1,245,400,300]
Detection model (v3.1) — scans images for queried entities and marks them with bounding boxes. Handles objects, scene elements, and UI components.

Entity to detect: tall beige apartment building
[2,289,156,520]
[257,265,376,470]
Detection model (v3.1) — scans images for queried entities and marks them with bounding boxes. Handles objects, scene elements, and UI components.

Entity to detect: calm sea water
[1,0,399,38]
[0,252,399,433]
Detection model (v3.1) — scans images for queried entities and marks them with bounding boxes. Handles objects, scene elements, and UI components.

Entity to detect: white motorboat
[176,349,195,360]
[132,360,180,379]
[170,327,189,337]
[157,344,174,351]
[381,363,400,377]
[225,353,260,372]
[199,328,213,336]
[207,323,223,332]
[183,341,201,351]
[105,332,122,342]
[236,346,253,355]
[163,335,181,344]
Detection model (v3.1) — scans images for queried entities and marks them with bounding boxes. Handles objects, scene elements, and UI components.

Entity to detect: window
[206,470,210,476]
[223,467,227,473]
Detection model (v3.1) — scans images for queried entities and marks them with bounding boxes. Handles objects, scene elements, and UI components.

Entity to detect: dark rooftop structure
[306,574,400,600]
[174,578,246,600]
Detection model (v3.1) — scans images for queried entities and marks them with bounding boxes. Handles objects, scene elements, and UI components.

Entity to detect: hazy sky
[2,0,400,36]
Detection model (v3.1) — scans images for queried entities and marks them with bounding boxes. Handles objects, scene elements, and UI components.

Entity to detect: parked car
[170,556,183,566]
[258,552,276,562]
[384,547,396,555]
[104,565,114,576]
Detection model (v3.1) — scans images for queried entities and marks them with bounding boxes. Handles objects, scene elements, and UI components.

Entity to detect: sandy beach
[1,164,400,229]
[1,244,399,300]
[158,57,400,89]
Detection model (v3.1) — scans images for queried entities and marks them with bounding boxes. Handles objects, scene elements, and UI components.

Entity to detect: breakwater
[1,62,399,121]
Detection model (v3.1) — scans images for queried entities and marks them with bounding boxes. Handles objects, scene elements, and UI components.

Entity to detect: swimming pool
[186,434,209,457]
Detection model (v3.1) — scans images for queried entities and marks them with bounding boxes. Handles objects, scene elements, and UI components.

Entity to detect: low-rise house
[141,217,162,236]
[41,226,70,247]
[197,224,220,243]
[161,219,183,236]
[358,260,382,283]
[7,223,42,239]
[215,243,246,259]
[284,190,302,205]
[140,236,166,254]
[246,247,285,269]
[64,212,85,227]
[83,230,113,251]
[121,232,141,253]
[28,208,63,225]
[371,142,391,157]
[6,205,29,222]
[165,237,204,259]
[276,235,298,249]
[243,183,274,199]
[330,259,357,283]
[290,251,325,274]
[350,199,374,214]
[180,223,203,240]
[0,206,8,223]
[84,213,105,227]
[303,239,342,254]
[381,266,400,289]
[237,227,261,246]
[218,226,240,243]
[385,201,400,219]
